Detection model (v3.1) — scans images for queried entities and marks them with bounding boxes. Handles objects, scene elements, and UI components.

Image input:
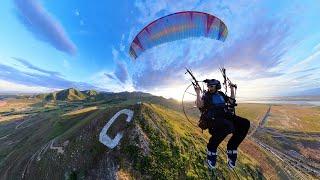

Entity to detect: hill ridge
[2,94,317,179]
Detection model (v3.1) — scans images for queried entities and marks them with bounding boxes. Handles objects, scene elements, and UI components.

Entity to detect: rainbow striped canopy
[129,11,228,59]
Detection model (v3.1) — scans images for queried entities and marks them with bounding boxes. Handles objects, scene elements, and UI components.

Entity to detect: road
[248,105,271,137]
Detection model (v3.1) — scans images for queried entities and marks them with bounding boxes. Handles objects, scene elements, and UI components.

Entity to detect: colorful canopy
[129,11,228,59]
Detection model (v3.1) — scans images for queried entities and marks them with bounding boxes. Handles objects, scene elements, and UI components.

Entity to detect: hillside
[81,90,98,96]
[34,89,158,103]
[34,88,89,101]
[0,92,319,179]
[0,102,259,179]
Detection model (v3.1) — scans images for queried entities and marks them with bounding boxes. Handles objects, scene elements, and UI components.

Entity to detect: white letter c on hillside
[99,109,134,149]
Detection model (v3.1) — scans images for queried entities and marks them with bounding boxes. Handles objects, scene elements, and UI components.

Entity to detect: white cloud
[0,58,97,91]
[14,0,77,55]
[112,47,119,60]
[89,70,134,92]
[313,43,320,52]
[119,34,125,52]
[74,9,80,16]
[63,59,70,69]
[0,79,54,93]
[286,49,320,73]
[80,20,84,26]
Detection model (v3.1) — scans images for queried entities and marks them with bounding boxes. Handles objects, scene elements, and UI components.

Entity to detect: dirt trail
[21,140,53,179]
[0,134,11,140]
[259,105,271,128]
[22,137,67,179]
[15,117,33,129]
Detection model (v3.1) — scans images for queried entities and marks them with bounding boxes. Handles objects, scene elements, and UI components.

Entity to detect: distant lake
[239,100,320,106]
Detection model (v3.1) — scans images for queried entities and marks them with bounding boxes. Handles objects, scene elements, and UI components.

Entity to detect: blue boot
[207,149,217,169]
[227,150,237,169]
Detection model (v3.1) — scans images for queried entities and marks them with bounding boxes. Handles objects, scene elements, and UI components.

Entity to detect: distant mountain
[35,88,166,103]
[81,90,98,96]
[36,88,97,101]
[100,91,153,100]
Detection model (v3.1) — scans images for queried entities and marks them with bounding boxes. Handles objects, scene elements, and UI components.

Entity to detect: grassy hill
[0,102,263,179]
[0,91,319,179]
[35,88,93,101]
[81,90,98,96]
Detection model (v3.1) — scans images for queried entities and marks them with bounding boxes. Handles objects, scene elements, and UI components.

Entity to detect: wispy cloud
[0,79,52,93]
[0,58,96,91]
[104,73,116,81]
[114,60,129,83]
[74,9,80,16]
[108,48,129,84]
[132,45,191,90]
[14,0,76,55]
[62,59,70,69]
[291,67,319,74]
[12,57,62,76]
[89,71,131,92]
[134,0,203,24]
[200,18,292,74]
[286,49,320,73]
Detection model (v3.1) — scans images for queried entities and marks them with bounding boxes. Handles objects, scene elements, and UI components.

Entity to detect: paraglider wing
[129,11,228,59]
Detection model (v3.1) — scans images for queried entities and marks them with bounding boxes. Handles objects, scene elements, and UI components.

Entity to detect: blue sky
[0,0,319,99]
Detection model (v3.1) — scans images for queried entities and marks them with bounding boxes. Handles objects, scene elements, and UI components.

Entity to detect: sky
[0,0,320,100]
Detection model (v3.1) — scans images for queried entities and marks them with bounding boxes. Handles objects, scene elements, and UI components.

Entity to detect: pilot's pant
[207,115,250,152]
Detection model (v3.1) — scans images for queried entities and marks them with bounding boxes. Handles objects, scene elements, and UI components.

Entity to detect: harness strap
[227,150,238,154]
[207,150,218,156]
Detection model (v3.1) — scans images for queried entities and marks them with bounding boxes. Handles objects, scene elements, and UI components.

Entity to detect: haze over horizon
[1,0,320,100]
